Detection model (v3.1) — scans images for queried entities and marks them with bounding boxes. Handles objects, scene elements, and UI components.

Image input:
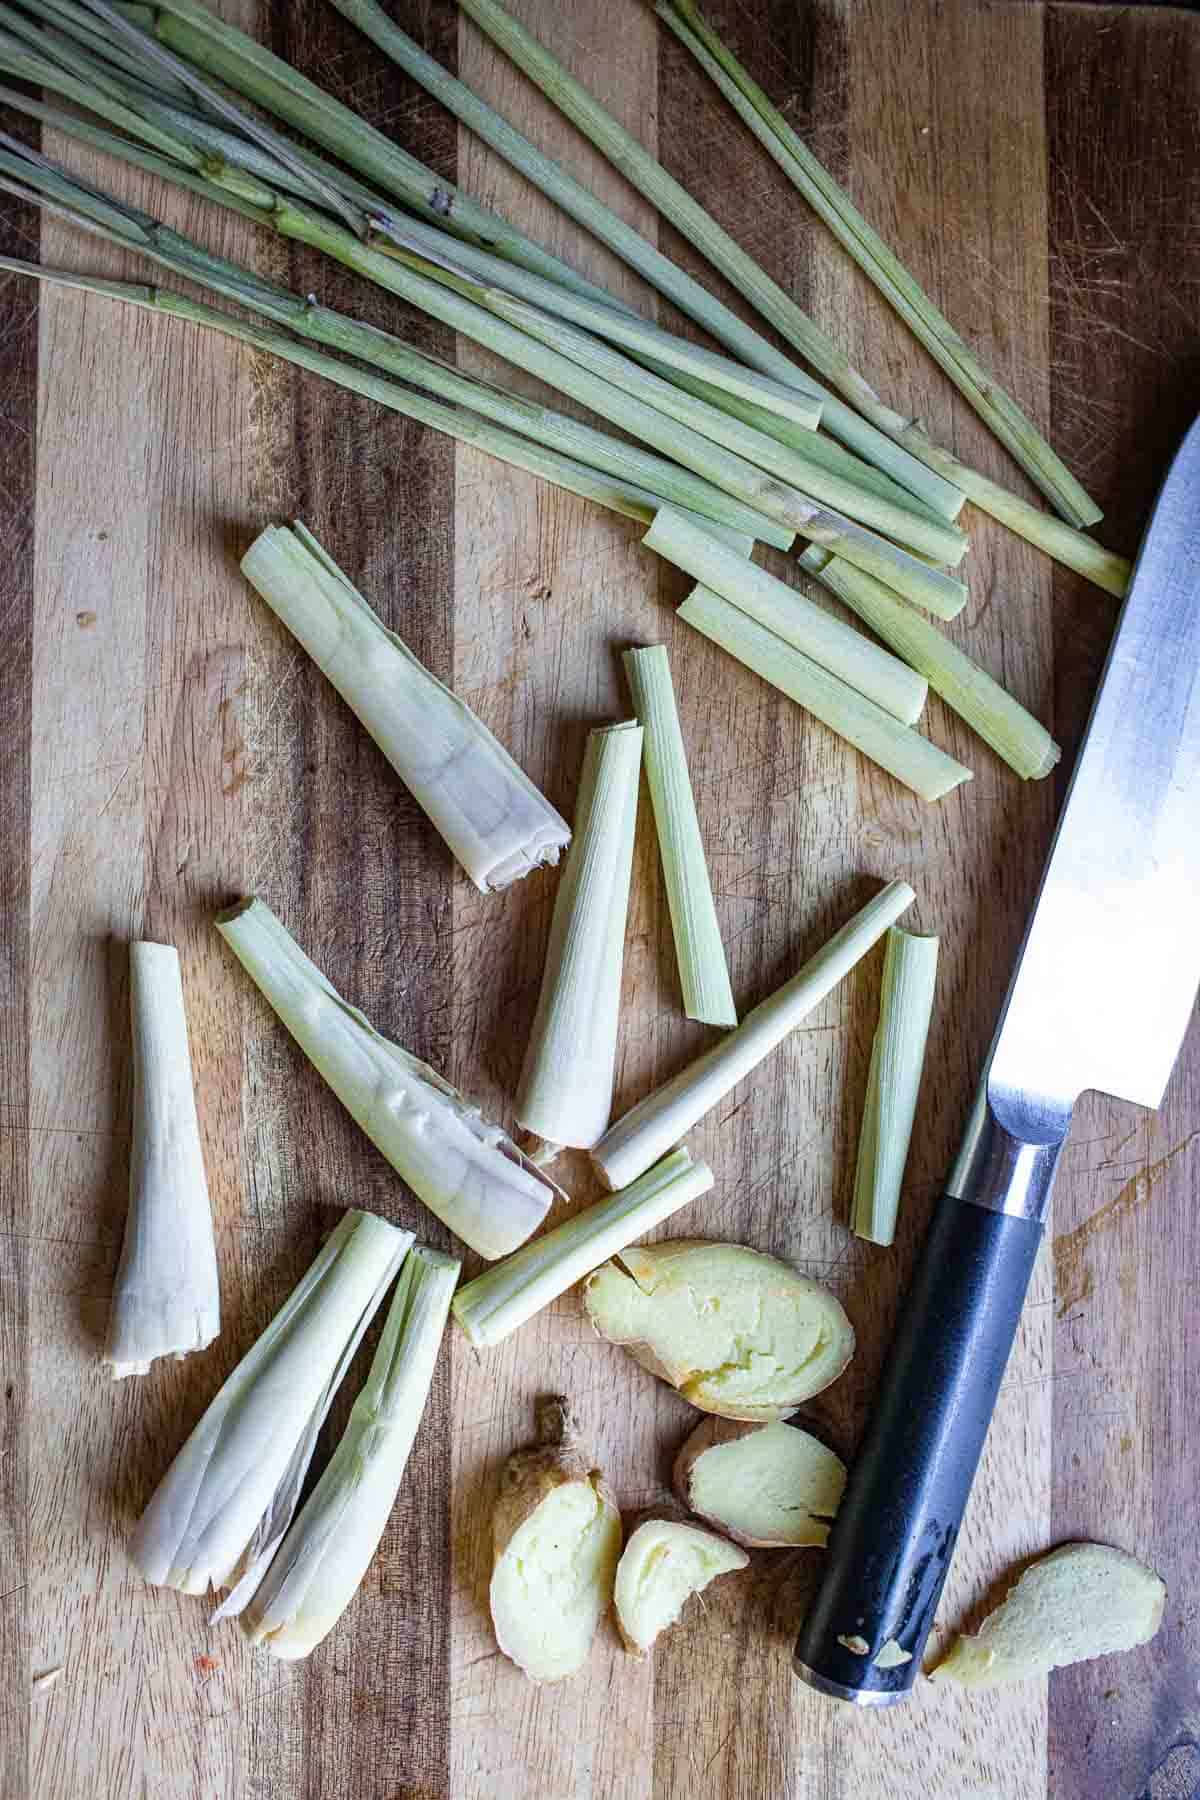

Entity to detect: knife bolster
[946,1084,1068,1222]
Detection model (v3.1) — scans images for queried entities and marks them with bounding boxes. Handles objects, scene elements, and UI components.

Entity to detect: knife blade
[794,413,1200,1705]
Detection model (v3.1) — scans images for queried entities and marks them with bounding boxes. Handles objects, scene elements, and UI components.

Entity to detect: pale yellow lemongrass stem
[104,941,219,1377]
[216,898,555,1259]
[516,723,643,1152]
[677,585,971,801]
[591,881,916,1190]
[851,927,939,1246]
[452,1147,714,1348]
[799,547,1061,779]
[622,646,735,1028]
[646,509,927,724]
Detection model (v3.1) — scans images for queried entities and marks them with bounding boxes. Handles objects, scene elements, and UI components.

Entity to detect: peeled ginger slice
[933,1542,1166,1687]
[614,1519,747,1656]
[673,1417,846,1547]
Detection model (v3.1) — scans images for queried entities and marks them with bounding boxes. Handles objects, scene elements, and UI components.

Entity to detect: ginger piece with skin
[614,1518,747,1656]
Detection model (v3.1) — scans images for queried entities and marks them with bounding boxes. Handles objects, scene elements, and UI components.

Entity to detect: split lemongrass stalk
[242,522,569,892]
[677,586,971,802]
[515,723,643,1153]
[333,0,962,523]
[241,1244,460,1658]
[453,1147,714,1348]
[457,0,1132,596]
[646,509,928,723]
[851,927,939,1247]
[130,1210,410,1603]
[104,941,219,1377]
[622,646,735,1027]
[799,548,1061,779]
[592,880,916,1190]
[658,0,1101,529]
[216,899,555,1259]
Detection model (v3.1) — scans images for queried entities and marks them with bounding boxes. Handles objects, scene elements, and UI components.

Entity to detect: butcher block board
[2,1,1198,1795]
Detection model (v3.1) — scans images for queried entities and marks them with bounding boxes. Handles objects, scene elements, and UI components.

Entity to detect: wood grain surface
[1,2,1197,1797]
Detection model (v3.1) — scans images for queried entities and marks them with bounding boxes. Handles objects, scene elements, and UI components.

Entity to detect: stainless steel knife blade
[987,415,1200,1141]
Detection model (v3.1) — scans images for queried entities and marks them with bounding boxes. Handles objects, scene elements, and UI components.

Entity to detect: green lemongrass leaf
[216,899,557,1259]
[18,0,188,90]
[516,723,643,1153]
[242,523,570,891]
[148,0,620,304]
[658,0,1102,530]
[623,645,736,1028]
[131,1210,412,1600]
[591,882,916,1190]
[646,509,927,724]
[799,547,1061,779]
[241,1245,460,1658]
[104,942,218,1378]
[453,1147,714,1349]
[851,928,939,1246]
[677,585,971,803]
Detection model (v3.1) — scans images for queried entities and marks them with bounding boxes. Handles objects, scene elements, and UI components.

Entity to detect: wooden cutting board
[2,2,1198,1795]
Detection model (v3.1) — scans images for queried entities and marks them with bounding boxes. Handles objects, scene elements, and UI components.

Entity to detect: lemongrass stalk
[130,1210,411,1603]
[453,1147,713,1348]
[457,0,1132,593]
[242,522,570,891]
[104,941,219,1378]
[216,899,556,1259]
[658,0,1101,529]
[368,211,822,432]
[622,646,735,1028]
[592,882,916,1190]
[678,585,971,803]
[799,548,1061,779]
[646,509,927,724]
[145,0,620,305]
[22,0,184,89]
[241,1244,460,1658]
[851,928,939,1245]
[516,723,643,1153]
[327,0,964,522]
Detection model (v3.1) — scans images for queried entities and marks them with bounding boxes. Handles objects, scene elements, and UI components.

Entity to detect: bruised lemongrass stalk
[677,586,971,802]
[453,1147,714,1349]
[130,1210,411,1604]
[242,523,569,892]
[623,645,735,1027]
[799,548,1061,779]
[646,509,928,723]
[851,927,939,1247]
[216,899,556,1259]
[241,1244,460,1659]
[658,0,1101,529]
[516,724,643,1154]
[457,0,1132,595]
[591,881,916,1190]
[143,0,621,305]
[327,0,962,524]
[104,941,219,1377]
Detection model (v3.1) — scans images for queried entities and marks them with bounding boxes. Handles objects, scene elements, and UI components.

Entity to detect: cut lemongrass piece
[678,586,970,801]
[453,1147,714,1349]
[799,548,1061,779]
[104,941,219,1378]
[241,1244,460,1659]
[516,723,643,1152]
[456,0,963,522]
[623,646,735,1027]
[658,0,1102,529]
[646,509,927,724]
[216,899,555,1259]
[851,927,939,1247]
[241,522,569,892]
[592,882,916,1190]
[131,1210,411,1602]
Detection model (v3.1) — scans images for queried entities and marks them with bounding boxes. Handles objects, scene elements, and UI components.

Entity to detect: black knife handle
[794,1193,1044,1703]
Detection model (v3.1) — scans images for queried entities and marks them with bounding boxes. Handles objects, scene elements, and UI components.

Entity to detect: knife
[793,413,1200,1705]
